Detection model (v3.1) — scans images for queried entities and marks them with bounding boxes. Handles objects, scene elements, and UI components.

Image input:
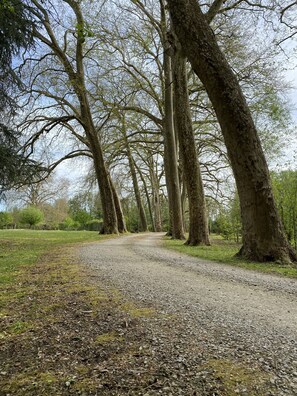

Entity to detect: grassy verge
[0,230,107,286]
[0,230,158,395]
[0,230,193,395]
[164,235,297,278]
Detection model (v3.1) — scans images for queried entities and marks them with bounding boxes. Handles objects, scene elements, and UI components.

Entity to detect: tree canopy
[0,0,45,194]
[0,0,35,110]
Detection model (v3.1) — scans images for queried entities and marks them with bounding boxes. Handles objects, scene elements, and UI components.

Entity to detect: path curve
[80,233,297,395]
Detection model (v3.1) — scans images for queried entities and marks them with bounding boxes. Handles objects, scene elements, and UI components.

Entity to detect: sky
[284,66,297,165]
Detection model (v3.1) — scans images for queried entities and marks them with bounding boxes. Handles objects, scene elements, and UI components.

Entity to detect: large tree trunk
[166,0,297,262]
[80,104,118,234]
[66,1,119,235]
[172,45,210,246]
[162,25,185,240]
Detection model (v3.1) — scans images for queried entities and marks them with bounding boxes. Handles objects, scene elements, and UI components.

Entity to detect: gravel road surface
[80,233,297,395]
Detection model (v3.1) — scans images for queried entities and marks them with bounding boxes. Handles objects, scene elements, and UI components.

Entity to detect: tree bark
[166,0,297,262]
[108,174,127,233]
[78,97,118,234]
[134,159,156,232]
[149,158,163,232]
[172,47,210,246]
[162,19,185,240]
[122,118,148,232]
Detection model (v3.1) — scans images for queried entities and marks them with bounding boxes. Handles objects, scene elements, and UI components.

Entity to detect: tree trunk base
[236,244,297,264]
[171,234,186,240]
[184,238,211,246]
[118,229,127,234]
[99,226,119,235]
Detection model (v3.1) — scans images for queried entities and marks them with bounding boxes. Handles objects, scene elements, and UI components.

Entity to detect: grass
[164,234,297,278]
[0,229,105,285]
[204,358,269,396]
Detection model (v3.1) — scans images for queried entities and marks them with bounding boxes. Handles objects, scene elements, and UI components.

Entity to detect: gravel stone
[80,233,297,395]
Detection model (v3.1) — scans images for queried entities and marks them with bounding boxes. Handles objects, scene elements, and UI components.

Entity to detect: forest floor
[1,231,297,395]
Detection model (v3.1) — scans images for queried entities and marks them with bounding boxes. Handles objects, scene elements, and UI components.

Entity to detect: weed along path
[80,232,297,395]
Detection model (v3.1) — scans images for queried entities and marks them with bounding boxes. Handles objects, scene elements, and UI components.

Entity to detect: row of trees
[1,0,297,262]
[2,169,297,252]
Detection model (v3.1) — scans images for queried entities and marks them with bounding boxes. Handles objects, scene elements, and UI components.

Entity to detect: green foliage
[72,209,92,227]
[0,212,13,228]
[271,170,297,249]
[68,192,102,229]
[59,217,80,231]
[212,194,242,242]
[75,22,94,41]
[0,0,35,109]
[0,123,46,194]
[85,219,103,232]
[251,86,291,163]
[124,204,141,232]
[19,206,44,228]
[0,229,107,286]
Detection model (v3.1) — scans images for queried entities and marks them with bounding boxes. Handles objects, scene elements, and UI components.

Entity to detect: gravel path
[80,233,297,395]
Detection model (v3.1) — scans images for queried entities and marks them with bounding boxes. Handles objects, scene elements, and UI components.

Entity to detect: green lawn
[0,229,105,285]
[164,235,297,278]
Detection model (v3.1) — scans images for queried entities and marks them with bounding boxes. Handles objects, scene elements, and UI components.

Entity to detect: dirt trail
[80,233,297,395]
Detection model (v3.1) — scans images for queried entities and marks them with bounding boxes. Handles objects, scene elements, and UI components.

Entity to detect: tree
[19,206,43,228]
[171,33,210,246]
[0,212,13,229]
[0,1,46,194]
[272,170,297,249]
[14,176,69,207]
[160,2,185,239]
[213,193,242,242]
[23,0,125,234]
[0,123,45,195]
[166,0,296,262]
[0,0,34,110]
[121,114,148,231]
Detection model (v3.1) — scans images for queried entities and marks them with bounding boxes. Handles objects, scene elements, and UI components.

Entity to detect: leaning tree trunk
[162,31,185,240]
[73,2,118,235]
[166,0,296,262]
[148,158,163,232]
[108,174,127,233]
[134,159,156,232]
[80,106,118,234]
[172,45,210,246]
[127,151,148,232]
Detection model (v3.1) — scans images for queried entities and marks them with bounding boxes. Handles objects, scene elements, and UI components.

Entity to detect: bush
[19,207,44,228]
[85,219,103,232]
[59,217,80,230]
[0,211,13,228]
